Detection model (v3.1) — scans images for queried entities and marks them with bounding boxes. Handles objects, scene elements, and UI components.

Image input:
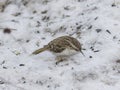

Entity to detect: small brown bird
[32,36,84,64]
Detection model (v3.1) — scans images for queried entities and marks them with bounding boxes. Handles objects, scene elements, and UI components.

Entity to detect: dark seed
[76,23,78,25]
[71,67,74,70]
[26,40,30,43]
[113,36,117,39]
[36,31,40,33]
[64,6,70,10]
[23,1,28,6]
[90,47,94,51]
[94,17,98,20]
[88,25,92,29]
[19,64,25,66]
[13,12,21,16]
[23,81,26,83]
[3,66,7,69]
[11,20,19,23]
[111,3,116,7]
[41,37,45,40]
[3,28,11,34]
[96,29,102,33]
[42,16,49,21]
[41,10,47,14]
[89,56,92,58]
[81,13,84,15]
[76,25,82,30]
[116,60,120,63]
[49,77,52,79]
[33,10,37,14]
[47,85,50,88]
[94,50,100,52]
[0,81,4,84]
[1,60,5,65]
[106,30,111,34]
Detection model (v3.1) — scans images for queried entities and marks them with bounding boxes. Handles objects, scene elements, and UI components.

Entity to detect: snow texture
[0,0,120,90]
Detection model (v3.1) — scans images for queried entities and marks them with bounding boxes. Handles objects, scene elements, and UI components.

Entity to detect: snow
[0,0,120,90]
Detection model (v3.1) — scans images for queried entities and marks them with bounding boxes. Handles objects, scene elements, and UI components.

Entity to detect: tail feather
[32,46,48,55]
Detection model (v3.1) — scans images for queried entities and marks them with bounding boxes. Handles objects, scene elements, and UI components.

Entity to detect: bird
[32,36,84,64]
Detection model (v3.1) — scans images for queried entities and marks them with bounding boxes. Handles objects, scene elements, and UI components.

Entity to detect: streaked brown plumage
[32,36,84,63]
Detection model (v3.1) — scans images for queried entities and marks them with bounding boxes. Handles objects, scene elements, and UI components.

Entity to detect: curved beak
[80,50,85,57]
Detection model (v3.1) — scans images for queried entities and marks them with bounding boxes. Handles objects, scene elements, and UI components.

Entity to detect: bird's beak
[80,51,85,57]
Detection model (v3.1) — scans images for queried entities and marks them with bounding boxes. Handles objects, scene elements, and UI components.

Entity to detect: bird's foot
[55,56,67,65]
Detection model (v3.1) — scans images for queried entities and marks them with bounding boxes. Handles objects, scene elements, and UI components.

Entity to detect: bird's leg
[55,56,63,65]
[55,56,67,65]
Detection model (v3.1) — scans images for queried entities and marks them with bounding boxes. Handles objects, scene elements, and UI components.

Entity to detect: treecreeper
[32,36,84,64]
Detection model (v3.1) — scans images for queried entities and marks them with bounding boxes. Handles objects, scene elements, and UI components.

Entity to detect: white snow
[0,0,120,90]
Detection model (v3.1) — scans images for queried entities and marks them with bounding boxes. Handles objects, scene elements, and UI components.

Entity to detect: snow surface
[0,0,120,90]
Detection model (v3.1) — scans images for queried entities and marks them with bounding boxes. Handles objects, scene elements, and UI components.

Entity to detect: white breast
[53,48,79,57]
